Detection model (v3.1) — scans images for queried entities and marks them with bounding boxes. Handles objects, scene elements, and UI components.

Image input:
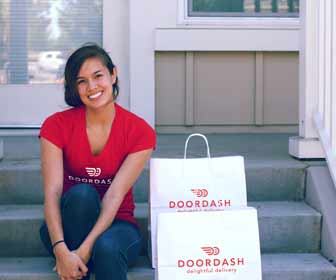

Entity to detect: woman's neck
[85,102,115,128]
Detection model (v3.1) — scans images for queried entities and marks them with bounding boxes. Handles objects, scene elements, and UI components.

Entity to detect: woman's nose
[88,80,97,90]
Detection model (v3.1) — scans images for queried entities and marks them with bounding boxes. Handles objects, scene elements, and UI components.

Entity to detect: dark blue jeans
[40,184,142,280]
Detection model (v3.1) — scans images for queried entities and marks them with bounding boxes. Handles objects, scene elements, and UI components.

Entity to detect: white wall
[104,0,130,109]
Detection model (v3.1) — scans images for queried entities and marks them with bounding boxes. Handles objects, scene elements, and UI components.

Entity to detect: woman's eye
[77,80,85,85]
[96,73,103,78]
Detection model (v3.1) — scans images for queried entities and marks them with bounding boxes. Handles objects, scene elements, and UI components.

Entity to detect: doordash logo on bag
[191,189,208,197]
[168,189,231,211]
[202,246,220,256]
[177,246,245,275]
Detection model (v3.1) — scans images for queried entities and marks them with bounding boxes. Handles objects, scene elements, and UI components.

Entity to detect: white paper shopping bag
[157,208,262,280]
[149,134,247,268]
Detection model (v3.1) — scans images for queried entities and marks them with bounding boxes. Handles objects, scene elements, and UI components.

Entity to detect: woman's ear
[112,67,118,83]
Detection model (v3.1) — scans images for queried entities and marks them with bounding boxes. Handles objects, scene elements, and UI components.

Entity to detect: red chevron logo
[191,189,208,197]
[201,246,220,256]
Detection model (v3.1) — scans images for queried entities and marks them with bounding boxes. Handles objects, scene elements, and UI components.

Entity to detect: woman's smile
[88,91,103,100]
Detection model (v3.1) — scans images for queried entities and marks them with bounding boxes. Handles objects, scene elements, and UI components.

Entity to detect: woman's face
[76,57,117,110]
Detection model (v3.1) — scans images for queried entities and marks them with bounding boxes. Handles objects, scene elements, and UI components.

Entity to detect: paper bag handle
[184,133,211,159]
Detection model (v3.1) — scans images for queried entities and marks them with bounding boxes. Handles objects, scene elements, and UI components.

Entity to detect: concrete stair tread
[0,254,335,280]
[0,256,151,278]
[261,253,335,272]
[0,156,319,170]
[0,201,321,220]
[0,159,40,170]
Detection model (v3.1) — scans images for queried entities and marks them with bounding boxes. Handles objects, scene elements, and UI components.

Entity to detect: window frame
[178,0,300,29]
[187,0,299,18]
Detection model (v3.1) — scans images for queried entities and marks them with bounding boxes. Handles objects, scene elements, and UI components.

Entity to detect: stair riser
[0,139,3,160]
[0,169,43,204]
[0,213,320,257]
[0,166,305,204]
[1,136,40,160]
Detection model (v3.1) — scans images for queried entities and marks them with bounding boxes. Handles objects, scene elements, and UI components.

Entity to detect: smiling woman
[38,44,156,280]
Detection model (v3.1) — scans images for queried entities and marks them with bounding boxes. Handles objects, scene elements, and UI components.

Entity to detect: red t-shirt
[39,103,156,225]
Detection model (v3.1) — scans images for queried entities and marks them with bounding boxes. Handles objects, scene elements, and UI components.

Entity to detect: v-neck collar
[82,104,118,159]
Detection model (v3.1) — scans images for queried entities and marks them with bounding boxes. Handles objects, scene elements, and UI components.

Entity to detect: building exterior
[1,1,336,277]
[0,1,333,161]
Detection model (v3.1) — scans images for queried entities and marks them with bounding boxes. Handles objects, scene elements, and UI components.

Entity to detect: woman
[39,44,156,280]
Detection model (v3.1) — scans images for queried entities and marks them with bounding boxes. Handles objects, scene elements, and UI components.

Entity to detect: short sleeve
[127,117,156,154]
[39,113,65,149]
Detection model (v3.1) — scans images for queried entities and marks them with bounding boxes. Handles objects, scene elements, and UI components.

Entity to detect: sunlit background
[0,0,102,85]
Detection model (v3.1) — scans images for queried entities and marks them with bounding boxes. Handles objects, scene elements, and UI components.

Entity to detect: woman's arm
[76,148,153,262]
[41,138,87,279]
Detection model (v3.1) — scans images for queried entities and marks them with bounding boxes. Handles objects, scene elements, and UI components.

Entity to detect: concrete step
[0,202,321,257]
[0,159,307,205]
[0,133,40,160]
[0,254,335,280]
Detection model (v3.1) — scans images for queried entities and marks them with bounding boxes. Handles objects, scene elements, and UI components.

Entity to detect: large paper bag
[150,133,247,267]
[157,208,262,280]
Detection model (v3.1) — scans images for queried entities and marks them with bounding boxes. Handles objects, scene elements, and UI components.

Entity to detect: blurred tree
[28,0,102,52]
[0,1,9,67]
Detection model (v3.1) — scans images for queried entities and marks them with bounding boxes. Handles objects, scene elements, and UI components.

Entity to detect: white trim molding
[155,28,299,51]
[289,0,323,159]
[310,0,336,187]
[129,0,156,127]
[289,136,325,159]
[103,0,130,110]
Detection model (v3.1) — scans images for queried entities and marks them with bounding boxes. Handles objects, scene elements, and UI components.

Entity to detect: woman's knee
[62,184,99,206]
[65,184,98,200]
[94,234,123,261]
[61,184,100,220]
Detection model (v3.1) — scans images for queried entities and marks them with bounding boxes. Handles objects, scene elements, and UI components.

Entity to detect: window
[189,0,299,18]
[0,0,102,85]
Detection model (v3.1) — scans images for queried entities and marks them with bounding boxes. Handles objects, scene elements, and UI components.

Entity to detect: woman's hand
[54,246,88,280]
[74,244,92,265]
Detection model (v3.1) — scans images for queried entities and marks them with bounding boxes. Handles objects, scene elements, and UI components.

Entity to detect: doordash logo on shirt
[67,167,113,186]
[85,167,101,177]
[168,188,231,211]
[177,246,245,275]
